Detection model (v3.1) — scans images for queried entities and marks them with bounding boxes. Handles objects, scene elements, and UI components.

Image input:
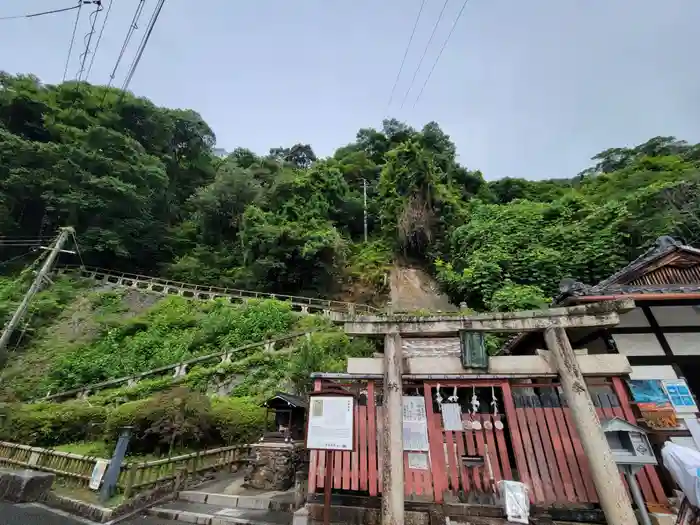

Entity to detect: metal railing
[58,265,380,315]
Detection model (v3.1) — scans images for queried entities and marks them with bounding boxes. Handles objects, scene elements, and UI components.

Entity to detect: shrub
[105,387,214,455]
[0,401,107,447]
[210,396,267,445]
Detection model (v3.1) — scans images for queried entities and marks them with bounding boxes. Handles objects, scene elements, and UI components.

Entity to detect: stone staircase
[137,473,296,525]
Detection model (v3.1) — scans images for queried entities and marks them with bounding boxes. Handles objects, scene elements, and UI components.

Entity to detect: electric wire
[0,249,38,269]
[85,0,114,81]
[105,0,147,93]
[0,4,81,21]
[413,0,472,108]
[386,0,428,110]
[77,1,104,81]
[400,0,451,109]
[63,1,85,82]
[120,0,165,94]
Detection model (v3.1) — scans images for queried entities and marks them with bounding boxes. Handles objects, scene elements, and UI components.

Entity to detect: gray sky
[2,0,699,180]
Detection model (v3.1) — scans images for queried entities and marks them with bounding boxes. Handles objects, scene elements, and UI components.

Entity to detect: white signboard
[89,459,109,490]
[402,396,429,451]
[306,396,354,450]
[407,452,429,470]
[441,403,463,431]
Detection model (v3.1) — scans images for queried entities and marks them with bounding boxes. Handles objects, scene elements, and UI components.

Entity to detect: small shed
[261,392,307,442]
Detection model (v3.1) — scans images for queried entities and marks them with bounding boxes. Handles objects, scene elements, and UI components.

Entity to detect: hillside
[1,73,700,414]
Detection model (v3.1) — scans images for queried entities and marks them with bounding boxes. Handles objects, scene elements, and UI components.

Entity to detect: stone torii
[343,299,637,525]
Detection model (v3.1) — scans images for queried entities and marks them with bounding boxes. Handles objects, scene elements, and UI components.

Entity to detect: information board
[402,396,429,451]
[306,396,354,451]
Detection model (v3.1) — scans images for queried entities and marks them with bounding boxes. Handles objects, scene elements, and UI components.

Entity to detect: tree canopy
[2,72,700,311]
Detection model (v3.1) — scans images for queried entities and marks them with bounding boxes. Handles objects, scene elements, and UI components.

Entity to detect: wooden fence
[0,441,251,499]
[308,378,669,509]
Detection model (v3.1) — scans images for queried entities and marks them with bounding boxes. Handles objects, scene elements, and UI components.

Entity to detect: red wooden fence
[308,377,668,509]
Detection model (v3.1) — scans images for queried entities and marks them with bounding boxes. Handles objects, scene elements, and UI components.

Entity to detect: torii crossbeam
[343,299,636,525]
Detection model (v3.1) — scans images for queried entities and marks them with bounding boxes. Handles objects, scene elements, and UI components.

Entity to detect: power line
[386,0,428,110]
[63,1,85,82]
[105,0,147,92]
[413,0,472,108]
[120,0,165,94]
[77,1,104,81]
[86,0,114,81]
[400,0,451,110]
[0,250,38,269]
[0,4,81,21]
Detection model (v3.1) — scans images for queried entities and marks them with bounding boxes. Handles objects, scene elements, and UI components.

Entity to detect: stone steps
[178,491,295,512]
[147,500,293,525]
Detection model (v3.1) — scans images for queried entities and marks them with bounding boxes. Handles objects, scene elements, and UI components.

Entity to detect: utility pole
[363,178,368,243]
[0,227,74,355]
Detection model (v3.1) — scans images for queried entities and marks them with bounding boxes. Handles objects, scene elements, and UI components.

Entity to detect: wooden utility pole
[544,327,636,525]
[0,227,74,354]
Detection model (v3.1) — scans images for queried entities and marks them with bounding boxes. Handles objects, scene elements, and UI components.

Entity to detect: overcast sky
[1,0,699,180]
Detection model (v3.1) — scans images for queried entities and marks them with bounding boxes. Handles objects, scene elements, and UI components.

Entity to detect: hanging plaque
[460,331,488,369]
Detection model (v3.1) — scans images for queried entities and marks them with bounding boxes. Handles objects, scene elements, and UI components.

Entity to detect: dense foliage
[3,73,699,314]
[0,387,267,453]
[2,72,700,453]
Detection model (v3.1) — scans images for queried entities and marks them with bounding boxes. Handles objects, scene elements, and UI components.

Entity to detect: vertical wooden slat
[541,390,575,502]
[532,395,565,502]
[404,453,413,496]
[550,398,587,502]
[333,450,342,489]
[515,397,547,503]
[351,402,359,491]
[501,382,535,501]
[359,405,368,491]
[342,448,351,490]
[473,418,488,490]
[493,413,512,481]
[482,415,502,483]
[560,392,598,503]
[367,380,378,496]
[454,425,471,492]
[611,377,667,505]
[444,431,460,492]
[463,416,482,491]
[423,382,444,502]
[317,442,326,489]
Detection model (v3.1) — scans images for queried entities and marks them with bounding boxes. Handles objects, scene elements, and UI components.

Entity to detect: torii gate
[343,300,637,525]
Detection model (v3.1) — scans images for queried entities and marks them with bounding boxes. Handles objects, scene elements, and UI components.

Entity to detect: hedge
[0,387,268,454]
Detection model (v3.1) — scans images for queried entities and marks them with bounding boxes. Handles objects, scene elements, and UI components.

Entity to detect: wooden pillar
[382,331,404,525]
[544,327,635,525]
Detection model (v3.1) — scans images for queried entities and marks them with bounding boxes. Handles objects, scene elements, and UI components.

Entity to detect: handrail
[37,332,311,402]
[58,264,380,314]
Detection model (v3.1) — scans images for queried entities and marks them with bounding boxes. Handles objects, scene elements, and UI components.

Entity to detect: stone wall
[245,442,305,491]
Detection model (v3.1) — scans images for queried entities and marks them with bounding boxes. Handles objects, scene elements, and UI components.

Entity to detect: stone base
[0,468,55,503]
[245,442,305,491]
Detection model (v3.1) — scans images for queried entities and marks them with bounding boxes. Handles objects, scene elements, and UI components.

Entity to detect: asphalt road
[0,502,178,525]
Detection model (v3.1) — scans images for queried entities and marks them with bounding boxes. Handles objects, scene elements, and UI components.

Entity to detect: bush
[0,401,107,447]
[105,387,214,455]
[210,396,267,445]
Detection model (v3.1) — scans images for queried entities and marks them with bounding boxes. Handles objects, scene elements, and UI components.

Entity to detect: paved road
[0,502,178,525]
